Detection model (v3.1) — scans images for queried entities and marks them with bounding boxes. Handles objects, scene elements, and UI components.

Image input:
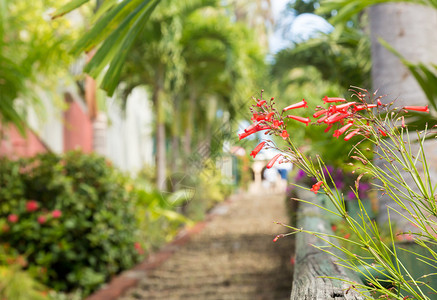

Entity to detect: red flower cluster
[8,214,19,223]
[26,200,39,212]
[52,210,62,219]
[240,92,431,170]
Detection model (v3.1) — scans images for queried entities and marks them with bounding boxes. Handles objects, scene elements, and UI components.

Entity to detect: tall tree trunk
[153,83,166,190]
[170,95,181,173]
[370,3,437,227]
[183,90,196,157]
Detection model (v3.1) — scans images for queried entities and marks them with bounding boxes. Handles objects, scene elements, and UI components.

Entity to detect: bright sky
[269,0,333,54]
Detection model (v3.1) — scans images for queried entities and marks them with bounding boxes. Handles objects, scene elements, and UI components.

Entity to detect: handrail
[290,189,367,300]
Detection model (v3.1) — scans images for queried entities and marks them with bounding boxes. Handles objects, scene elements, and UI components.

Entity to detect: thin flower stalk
[240,88,437,299]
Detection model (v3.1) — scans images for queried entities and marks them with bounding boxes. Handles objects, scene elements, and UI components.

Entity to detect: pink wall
[0,124,48,159]
[63,99,93,153]
[0,96,93,159]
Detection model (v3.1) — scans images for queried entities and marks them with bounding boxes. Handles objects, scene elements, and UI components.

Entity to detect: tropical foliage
[118,0,266,188]
[0,0,78,132]
[53,0,161,96]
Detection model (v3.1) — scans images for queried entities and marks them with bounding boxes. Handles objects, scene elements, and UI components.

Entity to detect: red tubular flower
[273,234,284,242]
[313,109,328,118]
[344,128,360,141]
[281,130,289,140]
[333,123,354,138]
[257,100,266,107]
[354,104,377,111]
[325,112,349,124]
[272,119,283,129]
[239,124,270,140]
[324,124,333,133]
[378,128,387,137]
[334,102,356,112]
[310,181,323,194]
[251,113,258,122]
[26,200,39,212]
[317,114,329,123]
[323,96,346,104]
[245,121,264,132]
[255,114,266,121]
[266,154,282,169]
[37,216,46,225]
[239,130,255,140]
[265,111,275,122]
[287,115,311,126]
[402,105,429,113]
[250,141,266,158]
[283,99,308,111]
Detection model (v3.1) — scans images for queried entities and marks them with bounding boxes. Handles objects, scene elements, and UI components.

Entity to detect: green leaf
[71,0,136,54]
[318,0,436,25]
[52,0,91,19]
[100,0,160,95]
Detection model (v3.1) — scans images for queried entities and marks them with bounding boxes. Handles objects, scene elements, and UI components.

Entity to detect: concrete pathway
[119,191,294,300]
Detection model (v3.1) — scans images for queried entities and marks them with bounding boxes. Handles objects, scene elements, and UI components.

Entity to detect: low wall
[290,189,367,300]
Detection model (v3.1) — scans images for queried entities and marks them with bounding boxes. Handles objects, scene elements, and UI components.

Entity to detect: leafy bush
[0,151,140,294]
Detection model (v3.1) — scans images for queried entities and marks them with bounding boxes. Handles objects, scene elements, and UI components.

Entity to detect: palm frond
[318,0,437,25]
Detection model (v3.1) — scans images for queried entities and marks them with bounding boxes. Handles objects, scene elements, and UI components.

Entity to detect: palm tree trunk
[370,3,437,228]
[370,3,437,106]
[170,95,181,173]
[183,90,196,156]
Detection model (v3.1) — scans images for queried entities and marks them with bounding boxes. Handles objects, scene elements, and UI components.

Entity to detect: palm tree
[119,0,265,189]
[272,25,371,90]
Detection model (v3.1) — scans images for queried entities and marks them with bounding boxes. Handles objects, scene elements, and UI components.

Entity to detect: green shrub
[0,151,140,294]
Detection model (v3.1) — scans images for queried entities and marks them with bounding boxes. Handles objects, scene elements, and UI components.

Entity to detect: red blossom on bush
[26,200,39,212]
[134,242,145,255]
[281,130,289,140]
[52,210,62,219]
[8,214,19,223]
[37,216,46,224]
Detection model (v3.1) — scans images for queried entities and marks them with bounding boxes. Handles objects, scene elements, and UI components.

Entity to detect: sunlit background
[1,0,437,299]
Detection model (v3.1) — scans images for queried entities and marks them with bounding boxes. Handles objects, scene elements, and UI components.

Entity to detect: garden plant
[240,88,437,299]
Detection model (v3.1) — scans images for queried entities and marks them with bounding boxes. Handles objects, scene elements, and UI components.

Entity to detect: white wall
[106,87,154,174]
